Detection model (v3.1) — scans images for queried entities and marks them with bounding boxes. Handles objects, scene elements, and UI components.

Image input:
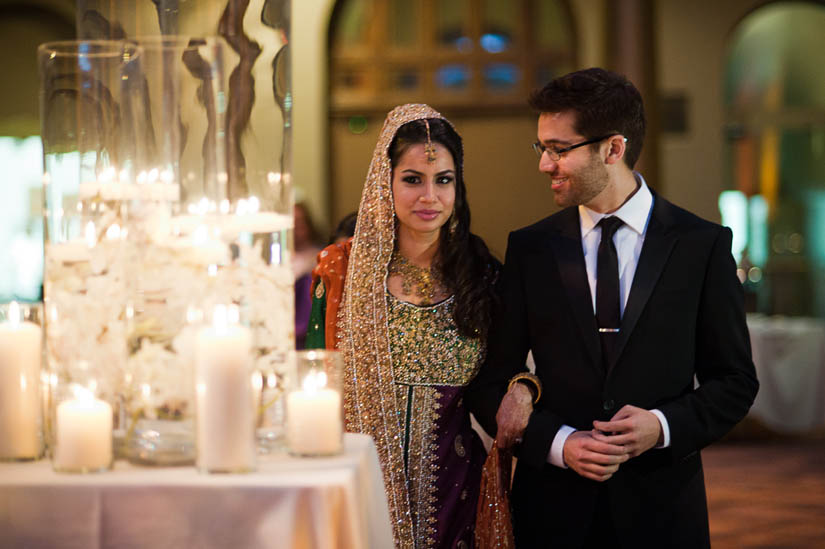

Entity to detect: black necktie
[596,216,623,367]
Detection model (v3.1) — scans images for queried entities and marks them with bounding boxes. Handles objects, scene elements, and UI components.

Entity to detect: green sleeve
[305,279,327,349]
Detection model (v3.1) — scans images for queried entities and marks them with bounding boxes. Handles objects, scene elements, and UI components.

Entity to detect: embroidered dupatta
[337,104,457,547]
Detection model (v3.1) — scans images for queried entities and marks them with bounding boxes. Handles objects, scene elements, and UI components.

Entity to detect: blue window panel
[436,64,471,90]
[480,33,509,53]
[484,63,520,90]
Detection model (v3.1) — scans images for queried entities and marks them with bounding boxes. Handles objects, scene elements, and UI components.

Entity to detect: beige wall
[291,0,335,234]
[656,0,767,223]
[570,0,607,69]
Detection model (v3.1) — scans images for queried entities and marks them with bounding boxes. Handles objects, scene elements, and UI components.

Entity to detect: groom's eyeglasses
[532,134,626,161]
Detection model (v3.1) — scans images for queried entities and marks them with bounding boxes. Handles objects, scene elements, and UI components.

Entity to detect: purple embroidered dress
[387,292,485,548]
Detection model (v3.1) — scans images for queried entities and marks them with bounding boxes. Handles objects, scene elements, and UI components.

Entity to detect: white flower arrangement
[45,205,294,452]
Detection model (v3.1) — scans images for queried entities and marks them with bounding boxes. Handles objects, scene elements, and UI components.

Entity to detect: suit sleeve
[466,232,532,439]
[659,226,759,459]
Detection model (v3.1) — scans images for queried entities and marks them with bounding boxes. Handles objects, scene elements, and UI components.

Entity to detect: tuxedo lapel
[609,195,677,372]
[546,209,602,369]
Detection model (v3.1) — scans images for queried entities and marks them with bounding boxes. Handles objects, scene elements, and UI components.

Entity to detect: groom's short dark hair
[529,68,646,169]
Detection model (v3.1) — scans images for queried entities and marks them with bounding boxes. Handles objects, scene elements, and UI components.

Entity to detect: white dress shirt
[548,173,672,468]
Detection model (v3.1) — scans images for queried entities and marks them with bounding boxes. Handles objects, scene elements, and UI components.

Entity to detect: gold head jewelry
[424,118,437,163]
[388,251,445,305]
[336,103,461,547]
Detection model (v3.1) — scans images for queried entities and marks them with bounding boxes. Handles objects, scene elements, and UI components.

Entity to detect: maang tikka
[424,119,437,163]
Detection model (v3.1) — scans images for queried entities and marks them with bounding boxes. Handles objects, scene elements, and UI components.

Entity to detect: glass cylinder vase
[286,350,344,457]
[50,380,114,473]
[0,302,44,461]
[114,35,293,464]
[74,1,294,459]
[39,40,138,464]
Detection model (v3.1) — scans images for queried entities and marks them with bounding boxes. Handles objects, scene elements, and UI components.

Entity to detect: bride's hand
[494,383,533,448]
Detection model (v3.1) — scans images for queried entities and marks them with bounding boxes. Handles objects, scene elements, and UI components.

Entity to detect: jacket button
[603,399,615,411]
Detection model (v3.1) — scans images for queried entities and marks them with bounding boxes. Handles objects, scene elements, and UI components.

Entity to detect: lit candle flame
[85,221,96,248]
[71,384,95,402]
[192,225,209,246]
[212,304,228,335]
[228,304,240,325]
[251,371,263,392]
[106,223,121,240]
[302,370,328,393]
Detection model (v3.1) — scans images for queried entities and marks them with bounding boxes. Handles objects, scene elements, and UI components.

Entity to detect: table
[747,314,825,433]
[0,433,393,549]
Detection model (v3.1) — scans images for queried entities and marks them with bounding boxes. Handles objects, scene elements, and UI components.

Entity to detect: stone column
[606,0,660,190]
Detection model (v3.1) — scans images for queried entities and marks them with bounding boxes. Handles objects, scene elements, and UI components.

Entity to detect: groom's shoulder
[511,207,576,241]
[653,193,724,237]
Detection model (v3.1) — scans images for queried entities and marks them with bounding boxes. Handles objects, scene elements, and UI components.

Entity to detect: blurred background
[3,0,825,320]
[1,1,823,545]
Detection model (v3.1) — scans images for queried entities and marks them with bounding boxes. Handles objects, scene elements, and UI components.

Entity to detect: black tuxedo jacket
[467,193,759,548]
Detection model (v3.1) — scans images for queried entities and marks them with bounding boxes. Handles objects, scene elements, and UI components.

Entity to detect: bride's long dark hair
[389,118,500,339]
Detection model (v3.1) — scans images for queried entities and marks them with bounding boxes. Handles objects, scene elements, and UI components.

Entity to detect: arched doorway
[722,1,825,317]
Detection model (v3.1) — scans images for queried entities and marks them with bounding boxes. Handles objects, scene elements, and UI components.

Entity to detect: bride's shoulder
[312,238,353,280]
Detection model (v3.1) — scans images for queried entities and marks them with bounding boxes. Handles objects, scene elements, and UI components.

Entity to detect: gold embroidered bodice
[387,293,482,386]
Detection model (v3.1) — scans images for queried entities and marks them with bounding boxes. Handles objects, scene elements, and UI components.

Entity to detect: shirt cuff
[548,425,576,468]
[650,409,671,448]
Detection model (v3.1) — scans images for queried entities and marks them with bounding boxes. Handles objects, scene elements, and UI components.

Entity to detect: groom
[467,68,758,548]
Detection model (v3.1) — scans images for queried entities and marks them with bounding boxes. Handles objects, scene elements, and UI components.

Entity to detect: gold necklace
[388,251,445,305]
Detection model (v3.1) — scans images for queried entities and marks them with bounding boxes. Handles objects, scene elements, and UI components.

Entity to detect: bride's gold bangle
[507,372,542,404]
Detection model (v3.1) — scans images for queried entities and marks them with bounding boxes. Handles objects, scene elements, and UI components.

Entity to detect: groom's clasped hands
[496,393,664,483]
[562,405,663,482]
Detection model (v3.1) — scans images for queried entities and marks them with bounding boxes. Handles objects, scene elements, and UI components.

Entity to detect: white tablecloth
[747,314,825,433]
[0,433,393,549]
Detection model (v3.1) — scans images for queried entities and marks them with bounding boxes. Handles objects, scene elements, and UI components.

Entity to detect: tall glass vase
[73,1,294,460]
[38,40,139,460]
[114,36,292,464]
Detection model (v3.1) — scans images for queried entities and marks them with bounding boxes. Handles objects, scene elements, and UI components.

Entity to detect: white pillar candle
[287,372,342,456]
[195,306,256,472]
[46,241,92,263]
[54,387,112,472]
[226,212,292,235]
[79,181,138,201]
[0,303,42,460]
